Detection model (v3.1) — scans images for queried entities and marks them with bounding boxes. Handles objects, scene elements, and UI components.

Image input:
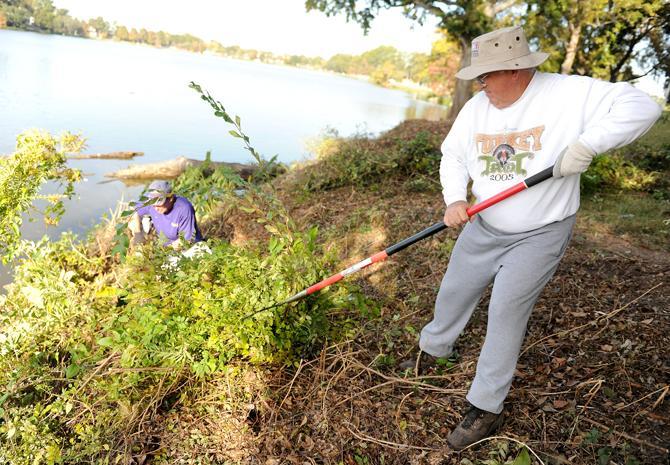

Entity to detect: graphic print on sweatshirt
[475,125,545,182]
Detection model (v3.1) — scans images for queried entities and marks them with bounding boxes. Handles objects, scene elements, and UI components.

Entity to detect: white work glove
[552,140,597,178]
[128,212,142,234]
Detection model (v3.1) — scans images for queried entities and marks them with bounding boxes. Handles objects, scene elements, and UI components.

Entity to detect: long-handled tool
[244,166,555,319]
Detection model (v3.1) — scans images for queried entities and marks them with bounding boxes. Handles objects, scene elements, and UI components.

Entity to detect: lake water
[0,29,446,283]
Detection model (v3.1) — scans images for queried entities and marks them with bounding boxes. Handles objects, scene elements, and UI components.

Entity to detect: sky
[52,0,442,58]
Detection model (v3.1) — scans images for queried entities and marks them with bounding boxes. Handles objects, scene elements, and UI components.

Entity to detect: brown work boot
[447,404,504,451]
[398,350,438,375]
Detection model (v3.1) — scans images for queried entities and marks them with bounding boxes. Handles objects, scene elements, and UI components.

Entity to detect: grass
[579,190,670,250]
[636,109,670,149]
[578,110,670,251]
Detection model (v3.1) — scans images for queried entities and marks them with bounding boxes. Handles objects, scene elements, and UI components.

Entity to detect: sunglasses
[476,73,490,85]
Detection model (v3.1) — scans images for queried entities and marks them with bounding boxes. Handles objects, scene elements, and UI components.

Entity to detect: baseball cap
[146,180,173,205]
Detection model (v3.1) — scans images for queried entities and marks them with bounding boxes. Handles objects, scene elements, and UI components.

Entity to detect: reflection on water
[404,104,449,121]
[0,29,448,287]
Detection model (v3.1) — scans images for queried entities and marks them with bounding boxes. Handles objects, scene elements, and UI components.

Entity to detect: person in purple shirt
[128,180,202,249]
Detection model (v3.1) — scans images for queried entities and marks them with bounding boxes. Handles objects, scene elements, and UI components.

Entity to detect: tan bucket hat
[456,26,549,80]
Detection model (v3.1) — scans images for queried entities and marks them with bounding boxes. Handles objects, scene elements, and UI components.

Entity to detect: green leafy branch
[187,82,297,238]
[0,130,83,263]
[189,81,284,183]
[173,151,244,221]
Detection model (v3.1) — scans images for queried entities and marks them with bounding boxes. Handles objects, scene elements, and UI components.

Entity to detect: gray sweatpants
[419,214,575,414]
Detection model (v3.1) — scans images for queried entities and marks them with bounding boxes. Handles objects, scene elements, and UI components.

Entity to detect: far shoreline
[0,28,446,105]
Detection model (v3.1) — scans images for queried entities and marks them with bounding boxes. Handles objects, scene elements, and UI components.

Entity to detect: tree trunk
[560,21,582,74]
[105,156,257,180]
[447,39,473,121]
[68,151,143,160]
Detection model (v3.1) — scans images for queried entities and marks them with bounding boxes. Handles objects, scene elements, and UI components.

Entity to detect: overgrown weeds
[291,122,443,194]
[0,181,369,463]
[0,96,368,463]
[581,143,670,199]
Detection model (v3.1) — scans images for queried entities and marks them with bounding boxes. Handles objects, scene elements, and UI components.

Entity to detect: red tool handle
[247,165,556,317]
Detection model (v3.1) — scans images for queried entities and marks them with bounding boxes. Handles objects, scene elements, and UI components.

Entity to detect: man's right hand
[443,201,472,227]
[128,212,142,234]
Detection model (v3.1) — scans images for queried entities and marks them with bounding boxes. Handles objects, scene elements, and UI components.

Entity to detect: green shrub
[396,130,442,176]
[0,91,370,463]
[0,130,83,262]
[630,143,670,172]
[404,176,436,192]
[581,149,660,195]
[0,203,361,462]
[301,130,441,192]
[172,151,243,222]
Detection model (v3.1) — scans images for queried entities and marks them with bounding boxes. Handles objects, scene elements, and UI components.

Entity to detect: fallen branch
[614,385,668,412]
[278,359,305,412]
[521,283,663,356]
[74,351,119,396]
[459,435,547,465]
[580,417,669,454]
[344,356,468,395]
[325,355,467,410]
[106,156,257,180]
[69,151,143,160]
[345,423,440,452]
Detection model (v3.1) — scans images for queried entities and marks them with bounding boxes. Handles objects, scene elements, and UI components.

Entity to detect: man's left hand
[553,140,597,178]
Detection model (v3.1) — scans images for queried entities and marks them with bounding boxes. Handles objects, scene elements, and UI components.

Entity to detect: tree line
[0,0,214,52]
[306,0,669,118]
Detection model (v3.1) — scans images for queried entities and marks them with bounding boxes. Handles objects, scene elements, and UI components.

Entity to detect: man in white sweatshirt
[398,25,662,450]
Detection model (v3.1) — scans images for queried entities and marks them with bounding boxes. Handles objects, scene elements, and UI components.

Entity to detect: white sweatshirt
[440,72,662,233]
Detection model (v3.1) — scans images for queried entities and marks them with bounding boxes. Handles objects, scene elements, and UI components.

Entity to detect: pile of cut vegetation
[0,130,368,464]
